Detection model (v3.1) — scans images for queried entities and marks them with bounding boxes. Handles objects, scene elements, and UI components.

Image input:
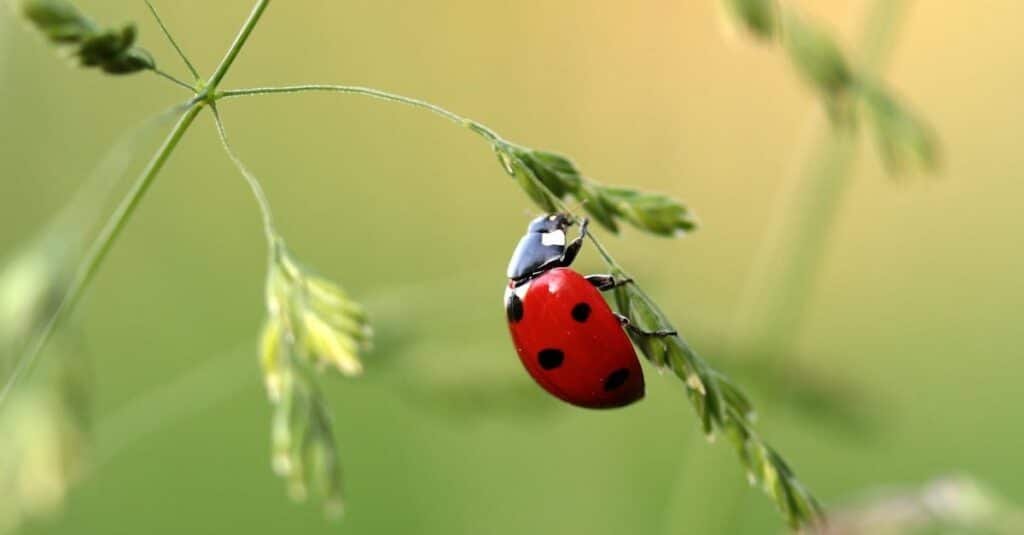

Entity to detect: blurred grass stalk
[730,0,914,370]
[674,1,915,533]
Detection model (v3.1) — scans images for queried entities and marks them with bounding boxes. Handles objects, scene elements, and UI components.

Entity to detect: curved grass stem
[217,85,503,143]
[210,104,279,245]
[216,85,628,275]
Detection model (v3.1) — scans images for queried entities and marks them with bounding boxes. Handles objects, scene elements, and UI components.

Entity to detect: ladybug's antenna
[565,198,587,225]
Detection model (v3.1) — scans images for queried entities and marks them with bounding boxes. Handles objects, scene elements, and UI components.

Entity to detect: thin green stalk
[206,0,271,92]
[220,89,692,262]
[210,104,278,244]
[144,0,201,81]
[730,0,911,361]
[0,101,204,405]
[217,85,503,142]
[151,67,194,91]
[218,86,627,267]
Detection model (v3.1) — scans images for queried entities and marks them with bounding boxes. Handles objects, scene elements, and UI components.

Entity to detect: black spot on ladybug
[570,302,591,323]
[603,368,629,391]
[537,348,564,370]
[506,293,524,323]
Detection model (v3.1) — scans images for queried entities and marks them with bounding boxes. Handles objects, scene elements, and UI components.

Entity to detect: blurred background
[1,1,1023,533]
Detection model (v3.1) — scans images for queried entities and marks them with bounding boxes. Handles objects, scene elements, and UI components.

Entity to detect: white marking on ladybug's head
[540,230,566,247]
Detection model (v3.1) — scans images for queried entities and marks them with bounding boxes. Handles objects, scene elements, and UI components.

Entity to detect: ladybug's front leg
[556,218,590,268]
[585,274,633,292]
[614,313,677,338]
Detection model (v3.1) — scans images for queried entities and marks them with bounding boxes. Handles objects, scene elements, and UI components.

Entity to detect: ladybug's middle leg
[614,313,677,338]
[586,274,633,292]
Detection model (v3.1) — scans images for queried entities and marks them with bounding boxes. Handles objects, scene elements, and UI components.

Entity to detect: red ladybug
[504,214,672,409]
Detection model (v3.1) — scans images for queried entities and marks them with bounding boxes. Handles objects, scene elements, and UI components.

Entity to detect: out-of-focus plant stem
[730,0,914,364]
[697,2,915,532]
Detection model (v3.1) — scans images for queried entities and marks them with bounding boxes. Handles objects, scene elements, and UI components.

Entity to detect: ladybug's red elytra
[504,214,673,409]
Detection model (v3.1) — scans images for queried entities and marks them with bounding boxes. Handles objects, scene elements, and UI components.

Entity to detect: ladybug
[504,213,675,409]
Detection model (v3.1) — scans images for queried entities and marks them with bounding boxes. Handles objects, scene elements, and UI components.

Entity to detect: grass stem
[206,0,270,93]
[151,67,194,91]
[144,0,201,81]
[210,104,278,244]
[217,84,503,142]
[216,85,642,279]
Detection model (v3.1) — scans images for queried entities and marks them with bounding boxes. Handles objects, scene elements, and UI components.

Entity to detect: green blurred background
[2,1,1023,533]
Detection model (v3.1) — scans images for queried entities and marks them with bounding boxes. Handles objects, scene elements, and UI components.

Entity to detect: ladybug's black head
[526,213,572,234]
[507,213,576,283]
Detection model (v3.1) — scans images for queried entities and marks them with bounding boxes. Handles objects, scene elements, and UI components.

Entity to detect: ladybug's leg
[614,313,677,337]
[586,274,634,292]
[556,217,590,268]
